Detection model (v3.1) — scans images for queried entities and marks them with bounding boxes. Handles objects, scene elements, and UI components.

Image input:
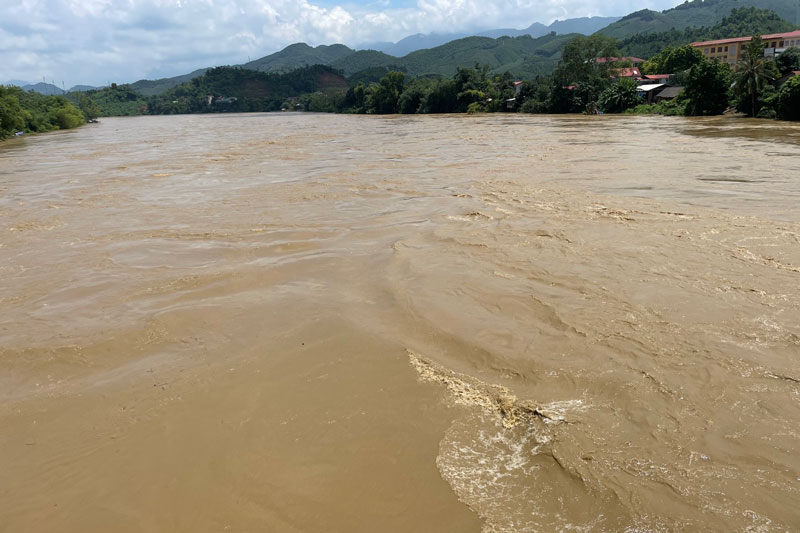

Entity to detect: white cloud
[0,0,681,87]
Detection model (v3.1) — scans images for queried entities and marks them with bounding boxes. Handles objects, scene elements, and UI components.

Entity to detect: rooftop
[612,67,641,77]
[656,86,684,99]
[637,83,666,92]
[596,56,646,64]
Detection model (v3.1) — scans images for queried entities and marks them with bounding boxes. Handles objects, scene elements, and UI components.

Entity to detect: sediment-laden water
[1,113,799,532]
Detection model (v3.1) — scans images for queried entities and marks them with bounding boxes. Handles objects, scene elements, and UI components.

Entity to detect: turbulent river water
[1,113,799,532]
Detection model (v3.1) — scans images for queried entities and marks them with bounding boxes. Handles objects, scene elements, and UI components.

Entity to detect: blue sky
[1,0,683,88]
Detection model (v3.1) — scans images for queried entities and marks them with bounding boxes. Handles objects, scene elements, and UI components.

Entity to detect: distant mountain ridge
[69,85,101,92]
[359,16,621,56]
[21,82,64,95]
[130,69,208,96]
[5,81,101,94]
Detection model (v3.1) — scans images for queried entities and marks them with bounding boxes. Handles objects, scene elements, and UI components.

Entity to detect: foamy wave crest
[408,350,577,428]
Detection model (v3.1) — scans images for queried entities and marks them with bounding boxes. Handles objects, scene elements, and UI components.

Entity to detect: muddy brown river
[1,113,799,532]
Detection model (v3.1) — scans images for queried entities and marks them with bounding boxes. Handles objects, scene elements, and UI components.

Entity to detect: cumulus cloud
[1,0,680,87]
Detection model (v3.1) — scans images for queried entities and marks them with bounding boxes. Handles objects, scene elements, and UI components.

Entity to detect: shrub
[598,78,641,113]
[776,76,800,121]
[53,105,86,129]
[684,59,731,115]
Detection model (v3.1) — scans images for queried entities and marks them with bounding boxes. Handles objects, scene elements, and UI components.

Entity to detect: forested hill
[397,33,577,79]
[129,33,577,97]
[241,43,354,73]
[131,68,208,96]
[597,0,799,39]
[130,44,353,96]
[147,65,348,114]
[243,34,578,79]
[619,6,797,57]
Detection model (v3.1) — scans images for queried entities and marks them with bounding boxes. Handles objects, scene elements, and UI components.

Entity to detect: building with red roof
[691,30,800,67]
[596,57,646,66]
[611,67,641,78]
[641,74,670,81]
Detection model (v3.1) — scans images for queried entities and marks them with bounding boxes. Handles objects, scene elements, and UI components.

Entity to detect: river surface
[1,113,799,532]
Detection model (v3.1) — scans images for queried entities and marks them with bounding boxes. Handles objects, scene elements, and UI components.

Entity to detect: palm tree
[736,35,772,117]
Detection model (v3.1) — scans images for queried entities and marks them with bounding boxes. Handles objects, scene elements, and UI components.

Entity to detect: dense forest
[147,65,348,114]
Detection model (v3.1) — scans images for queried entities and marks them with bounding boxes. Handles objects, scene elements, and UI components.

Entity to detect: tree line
[306,34,799,120]
[77,28,800,122]
[0,85,86,140]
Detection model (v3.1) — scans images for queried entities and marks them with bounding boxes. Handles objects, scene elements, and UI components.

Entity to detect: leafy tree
[776,75,800,120]
[641,45,703,74]
[397,78,433,113]
[484,71,517,112]
[776,48,800,76]
[365,71,405,114]
[755,84,779,118]
[53,105,85,129]
[1,86,28,139]
[598,78,641,113]
[517,77,552,113]
[419,79,459,113]
[548,84,580,113]
[684,57,731,115]
[451,65,488,110]
[552,34,619,113]
[735,36,775,117]
[458,89,487,112]
[553,34,619,87]
[339,82,368,113]
[77,94,101,120]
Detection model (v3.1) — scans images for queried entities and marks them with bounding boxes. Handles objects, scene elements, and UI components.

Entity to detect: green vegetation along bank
[1,86,86,140]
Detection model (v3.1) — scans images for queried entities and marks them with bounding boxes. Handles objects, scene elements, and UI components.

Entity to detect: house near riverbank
[691,30,800,68]
[637,83,666,103]
[654,86,684,103]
